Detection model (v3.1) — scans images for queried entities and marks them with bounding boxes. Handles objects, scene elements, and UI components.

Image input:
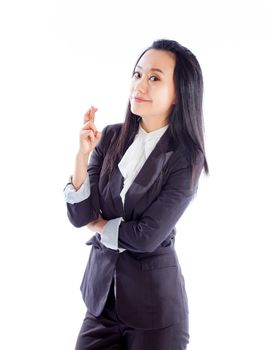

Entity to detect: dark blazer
[66,122,204,330]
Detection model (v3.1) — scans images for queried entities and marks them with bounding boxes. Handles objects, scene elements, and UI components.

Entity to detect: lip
[132,97,151,103]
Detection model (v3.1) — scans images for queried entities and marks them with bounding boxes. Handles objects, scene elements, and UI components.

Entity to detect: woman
[64,39,209,350]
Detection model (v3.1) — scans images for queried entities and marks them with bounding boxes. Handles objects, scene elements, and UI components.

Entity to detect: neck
[139,117,169,133]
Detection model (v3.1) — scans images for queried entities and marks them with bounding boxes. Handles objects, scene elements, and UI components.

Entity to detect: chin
[130,104,148,116]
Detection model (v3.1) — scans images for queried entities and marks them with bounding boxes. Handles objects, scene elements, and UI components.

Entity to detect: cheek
[155,87,174,107]
[164,84,176,106]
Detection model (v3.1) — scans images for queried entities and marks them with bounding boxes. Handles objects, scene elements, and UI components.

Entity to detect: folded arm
[115,153,204,253]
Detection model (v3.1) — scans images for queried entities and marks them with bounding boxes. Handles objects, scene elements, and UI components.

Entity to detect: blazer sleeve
[64,124,110,228]
[116,152,205,253]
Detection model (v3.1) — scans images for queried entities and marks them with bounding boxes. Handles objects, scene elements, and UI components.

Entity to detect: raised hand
[72,106,102,190]
[78,106,102,156]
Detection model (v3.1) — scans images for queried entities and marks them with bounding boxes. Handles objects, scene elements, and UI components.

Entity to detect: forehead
[137,49,176,73]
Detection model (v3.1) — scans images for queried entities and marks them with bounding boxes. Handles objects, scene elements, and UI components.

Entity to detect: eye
[132,71,141,78]
[150,75,159,81]
[132,71,160,81]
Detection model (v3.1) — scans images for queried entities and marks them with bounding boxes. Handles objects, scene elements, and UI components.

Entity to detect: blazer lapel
[107,165,125,216]
[124,128,174,218]
[105,127,136,217]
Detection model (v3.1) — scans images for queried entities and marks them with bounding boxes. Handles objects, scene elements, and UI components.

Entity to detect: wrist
[76,151,89,164]
[98,219,108,233]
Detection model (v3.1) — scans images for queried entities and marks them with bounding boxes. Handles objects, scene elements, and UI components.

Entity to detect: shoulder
[102,123,123,139]
[103,122,123,133]
[102,123,123,142]
[96,123,123,153]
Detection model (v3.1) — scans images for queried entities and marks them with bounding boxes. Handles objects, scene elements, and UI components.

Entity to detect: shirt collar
[138,123,169,141]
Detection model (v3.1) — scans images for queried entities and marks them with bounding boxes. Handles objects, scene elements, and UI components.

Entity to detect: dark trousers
[75,278,189,350]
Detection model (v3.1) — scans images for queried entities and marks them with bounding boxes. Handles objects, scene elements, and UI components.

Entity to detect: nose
[134,75,148,94]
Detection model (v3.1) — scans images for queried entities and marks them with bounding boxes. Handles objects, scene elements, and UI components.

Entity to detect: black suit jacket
[66,122,204,330]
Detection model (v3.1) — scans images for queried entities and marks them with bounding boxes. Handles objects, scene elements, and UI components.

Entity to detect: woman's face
[130,49,176,122]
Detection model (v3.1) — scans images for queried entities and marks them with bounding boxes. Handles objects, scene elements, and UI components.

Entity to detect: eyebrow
[136,65,164,75]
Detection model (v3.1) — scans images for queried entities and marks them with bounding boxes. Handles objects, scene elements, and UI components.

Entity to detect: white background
[0,0,265,349]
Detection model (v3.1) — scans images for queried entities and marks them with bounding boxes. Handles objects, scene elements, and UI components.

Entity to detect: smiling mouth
[133,97,151,103]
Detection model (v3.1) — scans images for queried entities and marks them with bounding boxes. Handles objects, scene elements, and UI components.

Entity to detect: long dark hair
[104,39,209,183]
